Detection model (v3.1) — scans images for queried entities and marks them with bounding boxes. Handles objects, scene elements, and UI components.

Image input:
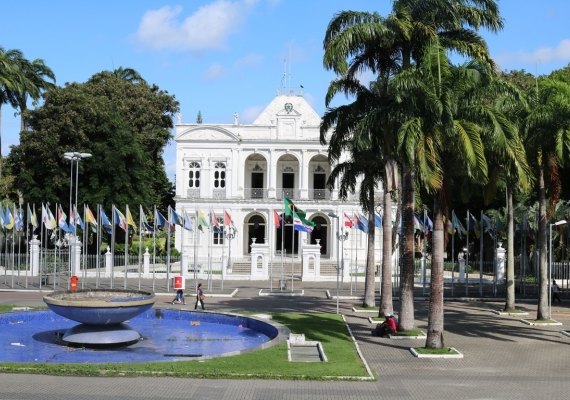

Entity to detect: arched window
[214,162,226,188]
[188,162,200,188]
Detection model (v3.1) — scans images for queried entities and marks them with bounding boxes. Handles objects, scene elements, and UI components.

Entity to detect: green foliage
[7,71,179,210]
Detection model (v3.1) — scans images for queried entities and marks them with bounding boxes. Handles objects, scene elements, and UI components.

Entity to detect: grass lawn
[412,347,459,355]
[0,309,372,380]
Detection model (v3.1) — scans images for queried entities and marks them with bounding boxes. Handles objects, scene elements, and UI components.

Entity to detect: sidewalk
[1,279,570,399]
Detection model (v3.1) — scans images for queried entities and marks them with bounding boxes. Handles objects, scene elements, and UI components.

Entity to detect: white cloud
[134,1,254,52]
[204,63,225,80]
[234,53,263,68]
[495,38,570,68]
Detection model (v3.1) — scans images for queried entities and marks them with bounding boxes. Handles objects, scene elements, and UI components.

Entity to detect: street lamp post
[224,226,236,289]
[549,219,567,319]
[63,152,92,279]
[328,212,349,314]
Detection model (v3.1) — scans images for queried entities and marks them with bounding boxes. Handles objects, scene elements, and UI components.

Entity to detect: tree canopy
[7,70,179,211]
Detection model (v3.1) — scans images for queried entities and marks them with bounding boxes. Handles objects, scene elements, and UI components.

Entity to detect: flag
[74,205,84,230]
[414,214,424,231]
[197,210,209,232]
[85,205,97,226]
[480,212,495,238]
[113,206,127,231]
[273,210,281,228]
[140,207,153,232]
[57,205,73,233]
[451,210,466,238]
[468,211,480,238]
[183,211,193,231]
[100,207,113,234]
[425,213,433,231]
[292,210,314,233]
[374,214,382,228]
[224,210,233,226]
[155,209,167,230]
[343,212,353,228]
[28,204,38,230]
[355,214,368,233]
[170,207,184,227]
[42,204,57,230]
[211,211,219,228]
[126,206,137,230]
[284,197,314,230]
[4,206,14,230]
[15,207,24,231]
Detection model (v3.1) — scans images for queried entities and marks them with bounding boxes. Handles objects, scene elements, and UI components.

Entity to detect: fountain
[43,289,155,346]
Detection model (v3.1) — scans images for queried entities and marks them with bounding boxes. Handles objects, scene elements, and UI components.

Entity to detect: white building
[174,91,381,281]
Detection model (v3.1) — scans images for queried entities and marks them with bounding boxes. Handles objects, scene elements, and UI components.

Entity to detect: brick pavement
[0,279,569,399]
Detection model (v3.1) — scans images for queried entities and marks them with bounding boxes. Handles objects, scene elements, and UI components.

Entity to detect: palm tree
[0,47,26,181]
[320,74,398,308]
[323,0,503,331]
[12,55,56,131]
[112,67,146,84]
[525,78,570,320]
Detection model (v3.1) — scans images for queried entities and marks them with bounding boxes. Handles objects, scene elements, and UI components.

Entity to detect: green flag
[283,197,314,228]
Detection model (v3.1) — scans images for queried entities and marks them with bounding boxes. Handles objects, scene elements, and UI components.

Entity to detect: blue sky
[2,0,570,181]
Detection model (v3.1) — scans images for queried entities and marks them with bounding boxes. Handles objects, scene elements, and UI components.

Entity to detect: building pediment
[175,126,240,142]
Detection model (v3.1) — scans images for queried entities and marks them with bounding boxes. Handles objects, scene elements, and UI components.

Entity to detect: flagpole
[81,205,86,289]
[269,210,272,292]
[39,205,44,289]
[423,207,427,296]
[25,205,30,289]
[291,214,294,293]
[110,205,115,289]
[166,206,172,292]
[124,206,129,289]
[180,209,185,284]
[152,207,157,292]
[220,215,224,291]
[479,210,484,297]
[194,210,198,291]
[96,205,101,288]
[138,205,143,290]
[208,212,213,291]
[451,228,455,297]
[280,211,284,291]
[465,210,469,297]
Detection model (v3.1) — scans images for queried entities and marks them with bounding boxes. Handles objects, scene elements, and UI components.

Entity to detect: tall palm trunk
[537,166,549,320]
[398,164,415,330]
[363,192,377,307]
[426,195,445,348]
[504,186,516,311]
[380,187,393,315]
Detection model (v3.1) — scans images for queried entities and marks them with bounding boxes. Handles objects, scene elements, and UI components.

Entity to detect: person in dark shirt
[194,282,205,310]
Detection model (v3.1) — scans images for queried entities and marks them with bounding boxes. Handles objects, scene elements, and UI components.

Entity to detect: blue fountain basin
[43,289,155,325]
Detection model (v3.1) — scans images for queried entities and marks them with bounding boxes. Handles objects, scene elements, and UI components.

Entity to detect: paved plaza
[0,279,569,400]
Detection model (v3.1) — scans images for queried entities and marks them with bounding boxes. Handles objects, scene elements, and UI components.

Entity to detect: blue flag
[100,207,112,234]
[374,214,382,228]
[155,209,167,229]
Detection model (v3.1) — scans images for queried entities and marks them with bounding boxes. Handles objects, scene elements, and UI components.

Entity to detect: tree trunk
[504,186,516,311]
[537,166,549,320]
[398,164,415,330]
[380,188,393,315]
[425,196,445,348]
[363,191,377,307]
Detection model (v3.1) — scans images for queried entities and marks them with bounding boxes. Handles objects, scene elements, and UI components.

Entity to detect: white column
[300,150,309,199]
[496,242,506,282]
[143,247,150,275]
[70,237,82,276]
[268,149,277,198]
[105,247,112,278]
[30,236,40,276]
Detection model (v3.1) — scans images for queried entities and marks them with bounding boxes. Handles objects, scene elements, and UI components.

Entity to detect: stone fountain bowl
[43,289,156,325]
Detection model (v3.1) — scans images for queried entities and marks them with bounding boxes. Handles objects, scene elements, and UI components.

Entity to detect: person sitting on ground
[372,312,397,338]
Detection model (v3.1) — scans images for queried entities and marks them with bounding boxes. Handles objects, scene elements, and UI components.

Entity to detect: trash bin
[70,275,79,292]
[173,275,185,289]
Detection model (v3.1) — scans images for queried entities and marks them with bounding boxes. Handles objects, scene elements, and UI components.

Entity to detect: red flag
[273,210,281,228]
[211,211,219,227]
[224,210,232,226]
[343,212,353,228]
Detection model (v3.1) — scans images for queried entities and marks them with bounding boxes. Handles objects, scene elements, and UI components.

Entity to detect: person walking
[171,288,185,305]
[195,282,205,310]
[552,280,562,303]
